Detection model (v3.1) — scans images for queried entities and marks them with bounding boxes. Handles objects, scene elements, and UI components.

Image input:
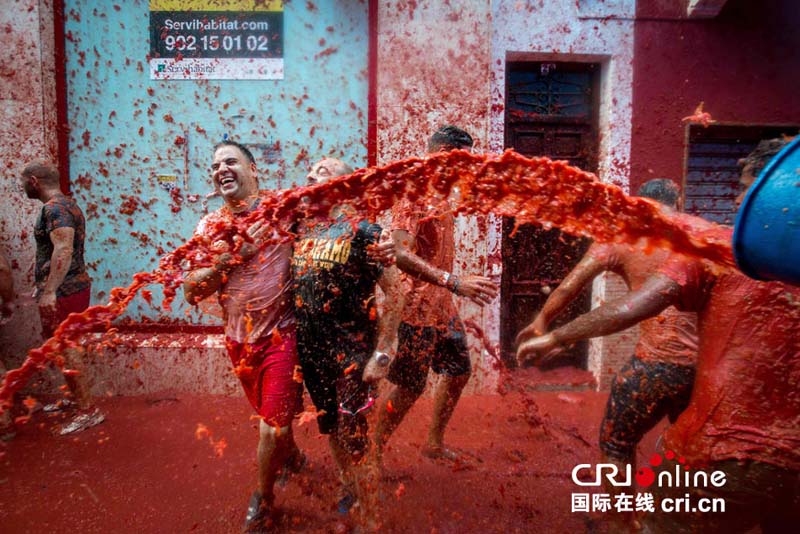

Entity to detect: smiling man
[184,140,302,533]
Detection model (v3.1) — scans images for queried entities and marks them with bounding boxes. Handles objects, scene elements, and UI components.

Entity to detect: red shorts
[39,287,91,338]
[225,328,301,428]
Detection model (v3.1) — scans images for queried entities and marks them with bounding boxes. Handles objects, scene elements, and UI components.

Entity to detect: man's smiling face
[211,144,257,207]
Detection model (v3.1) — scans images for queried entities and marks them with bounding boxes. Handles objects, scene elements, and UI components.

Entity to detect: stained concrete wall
[3,0,652,396]
[630,0,800,191]
[0,0,60,376]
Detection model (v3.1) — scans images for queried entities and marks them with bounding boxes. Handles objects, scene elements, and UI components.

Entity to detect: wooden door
[500,62,599,368]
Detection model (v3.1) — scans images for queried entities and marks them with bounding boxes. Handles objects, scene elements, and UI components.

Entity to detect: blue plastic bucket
[733,136,800,285]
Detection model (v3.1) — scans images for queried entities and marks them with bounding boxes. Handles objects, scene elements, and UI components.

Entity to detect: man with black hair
[519,178,698,527]
[376,125,499,462]
[518,139,800,533]
[184,140,303,533]
[19,162,102,435]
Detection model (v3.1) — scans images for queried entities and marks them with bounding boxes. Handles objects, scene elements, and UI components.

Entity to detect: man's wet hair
[741,137,791,178]
[22,162,60,186]
[637,178,680,208]
[213,140,255,165]
[427,125,474,152]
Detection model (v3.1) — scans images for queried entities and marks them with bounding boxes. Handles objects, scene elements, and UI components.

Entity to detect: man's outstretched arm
[519,250,607,342]
[517,273,682,366]
[392,229,497,307]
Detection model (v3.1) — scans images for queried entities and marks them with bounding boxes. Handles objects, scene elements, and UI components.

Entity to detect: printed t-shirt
[659,226,800,471]
[292,216,383,340]
[34,194,91,297]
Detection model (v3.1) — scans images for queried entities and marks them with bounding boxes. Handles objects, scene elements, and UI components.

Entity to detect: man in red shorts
[518,139,799,532]
[20,162,103,435]
[376,125,499,461]
[184,141,303,533]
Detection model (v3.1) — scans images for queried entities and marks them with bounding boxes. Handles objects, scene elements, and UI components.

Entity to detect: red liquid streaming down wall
[0,149,733,407]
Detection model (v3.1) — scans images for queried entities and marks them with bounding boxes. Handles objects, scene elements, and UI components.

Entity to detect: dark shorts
[225,328,302,428]
[600,356,695,461]
[644,459,800,534]
[39,286,91,338]
[387,318,471,396]
[296,323,373,455]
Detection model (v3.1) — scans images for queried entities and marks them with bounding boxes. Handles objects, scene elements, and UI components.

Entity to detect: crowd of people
[1,128,797,533]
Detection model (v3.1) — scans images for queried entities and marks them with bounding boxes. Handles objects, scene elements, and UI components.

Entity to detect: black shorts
[599,356,695,461]
[296,322,372,455]
[387,318,471,396]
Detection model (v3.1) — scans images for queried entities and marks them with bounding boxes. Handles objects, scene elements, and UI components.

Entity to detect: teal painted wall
[64,0,369,320]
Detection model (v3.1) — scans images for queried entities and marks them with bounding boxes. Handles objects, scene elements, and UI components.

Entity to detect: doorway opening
[500,61,600,370]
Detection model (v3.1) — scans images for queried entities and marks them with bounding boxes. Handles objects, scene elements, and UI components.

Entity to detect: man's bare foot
[421,445,477,465]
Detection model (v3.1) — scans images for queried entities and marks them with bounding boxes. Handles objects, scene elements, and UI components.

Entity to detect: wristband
[439,271,451,287]
[449,275,460,294]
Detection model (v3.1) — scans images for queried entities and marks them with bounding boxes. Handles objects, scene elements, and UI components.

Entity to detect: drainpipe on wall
[53,0,70,193]
[367,0,378,167]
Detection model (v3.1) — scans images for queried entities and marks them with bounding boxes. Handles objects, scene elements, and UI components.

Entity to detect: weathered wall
[629,0,800,192]
[1,0,372,395]
[0,0,60,371]
[376,0,497,391]
[63,0,370,319]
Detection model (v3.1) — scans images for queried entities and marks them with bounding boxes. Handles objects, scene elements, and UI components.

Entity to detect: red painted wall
[629,0,800,192]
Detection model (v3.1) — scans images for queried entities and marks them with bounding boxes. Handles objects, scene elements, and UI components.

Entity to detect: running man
[376,125,499,461]
[184,140,303,532]
[293,157,404,526]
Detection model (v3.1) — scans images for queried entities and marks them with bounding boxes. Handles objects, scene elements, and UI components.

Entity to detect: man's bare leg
[329,435,379,530]
[257,421,295,502]
[423,372,469,459]
[374,384,421,459]
[58,347,106,435]
[245,421,295,531]
[62,347,94,410]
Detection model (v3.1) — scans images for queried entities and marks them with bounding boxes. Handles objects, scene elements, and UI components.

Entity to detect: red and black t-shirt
[292,217,383,343]
[34,194,91,297]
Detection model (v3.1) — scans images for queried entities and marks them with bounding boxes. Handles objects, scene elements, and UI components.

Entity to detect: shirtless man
[376,125,499,461]
[518,139,800,533]
[519,179,697,473]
